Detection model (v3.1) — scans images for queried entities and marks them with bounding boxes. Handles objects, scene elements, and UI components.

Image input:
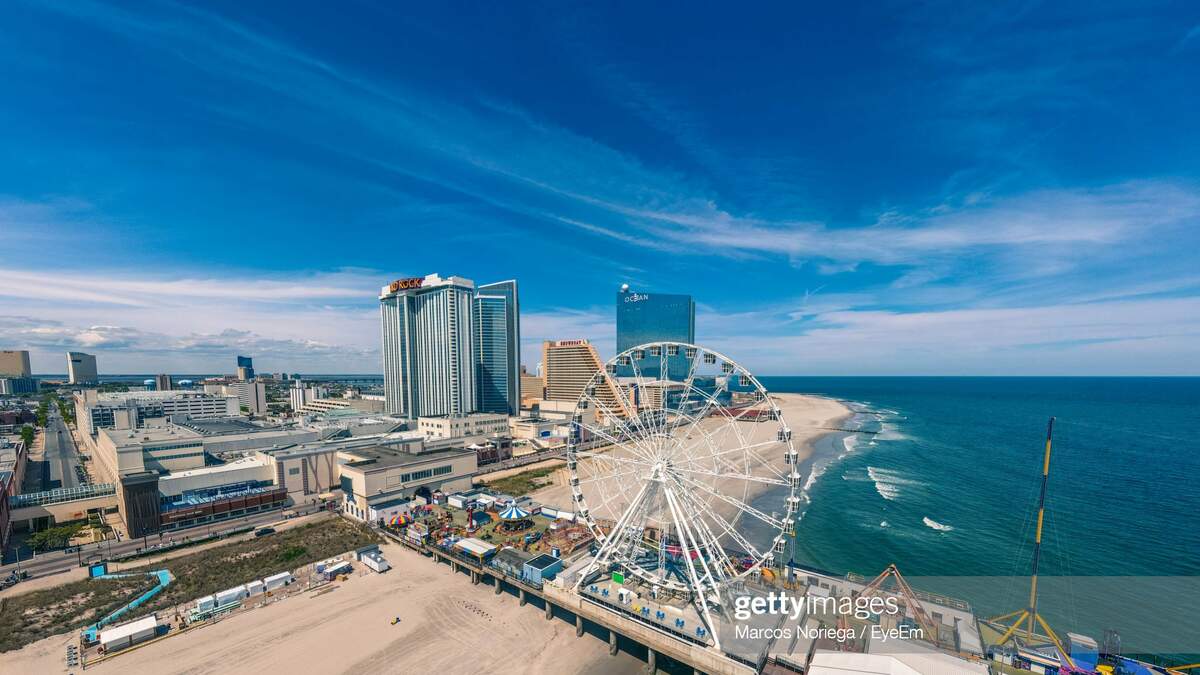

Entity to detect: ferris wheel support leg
[663,484,723,650]
[573,479,653,592]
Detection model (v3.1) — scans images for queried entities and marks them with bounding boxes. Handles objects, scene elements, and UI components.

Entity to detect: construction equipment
[987,417,1075,669]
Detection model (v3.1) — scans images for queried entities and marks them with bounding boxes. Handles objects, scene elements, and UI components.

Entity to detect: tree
[20,424,35,448]
[28,523,84,551]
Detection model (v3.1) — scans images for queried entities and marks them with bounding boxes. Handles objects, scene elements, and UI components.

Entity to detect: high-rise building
[380,274,478,419]
[236,355,255,381]
[233,381,267,415]
[67,351,99,385]
[474,280,520,416]
[615,285,695,379]
[542,340,628,418]
[0,350,31,377]
[154,374,172,391]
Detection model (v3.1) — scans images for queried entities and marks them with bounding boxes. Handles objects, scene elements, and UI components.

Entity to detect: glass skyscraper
[475,280,520,416]
[236,355,255,380]
[616,286,695,379]
[380,274,520,419]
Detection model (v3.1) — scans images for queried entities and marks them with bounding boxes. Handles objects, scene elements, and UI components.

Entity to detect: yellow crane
[987,417,1075,669]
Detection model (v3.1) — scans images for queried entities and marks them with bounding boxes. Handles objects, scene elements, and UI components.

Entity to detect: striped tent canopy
[498,502,530,520]
[388,513,411,527]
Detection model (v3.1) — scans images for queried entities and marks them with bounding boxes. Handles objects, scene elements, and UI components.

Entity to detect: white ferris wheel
[567,341,799,643]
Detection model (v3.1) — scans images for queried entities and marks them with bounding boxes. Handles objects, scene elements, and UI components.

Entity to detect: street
[41,408,83,491]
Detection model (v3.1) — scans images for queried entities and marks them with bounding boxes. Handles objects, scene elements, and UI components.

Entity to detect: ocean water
[759,376,1200,655]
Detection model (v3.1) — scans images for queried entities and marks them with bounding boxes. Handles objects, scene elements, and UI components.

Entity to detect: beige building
[541,339,628,418]
[417,412,508,440]
[94,426,208,482]
[0,350,31,377]
[338,442,476,521]
[519,366,544,405]
[90,418,321,483]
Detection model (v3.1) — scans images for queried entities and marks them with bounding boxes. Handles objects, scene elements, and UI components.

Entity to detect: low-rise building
[74,389,240,452]
[298,397,385,415]
[338,440,476,522]
[417,412,509,440]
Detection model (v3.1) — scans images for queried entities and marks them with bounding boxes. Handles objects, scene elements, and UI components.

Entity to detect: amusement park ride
[565,341,799,648]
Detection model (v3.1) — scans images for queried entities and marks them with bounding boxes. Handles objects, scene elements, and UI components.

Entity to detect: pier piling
[519,589,527,606]
[544,601,552,620]
[494,576,501,595]
[575,614,583,637]
[646,649,656,674]
[609,629,618,656]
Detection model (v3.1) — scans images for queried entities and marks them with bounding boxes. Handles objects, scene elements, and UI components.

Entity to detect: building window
[289,467,300,475]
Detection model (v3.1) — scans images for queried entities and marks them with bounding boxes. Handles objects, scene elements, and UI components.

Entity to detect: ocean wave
[922,517,954,532]
[874,422,907,441]
[880,520,889,528]
[867,466,923,501]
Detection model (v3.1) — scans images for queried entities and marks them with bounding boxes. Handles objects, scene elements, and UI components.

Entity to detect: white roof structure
[99,615,158,645]
[453,537,497,557]
[864,641,991,675]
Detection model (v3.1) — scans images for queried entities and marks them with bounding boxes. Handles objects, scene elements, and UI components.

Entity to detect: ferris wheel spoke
[668,464,790,487]
[670,476,766,563]
[573,449,654,470]
[665,479,732,569]
[577,417,657,463]
[658,350,703,439]
[581,392,657,460]
[622,354,667,446]
[674,473,785,531]
[662,483,721,600]
[574,465,643,487]
[696,416,790,482]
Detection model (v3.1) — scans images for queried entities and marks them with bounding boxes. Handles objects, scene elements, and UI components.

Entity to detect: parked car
[254,527,276,537]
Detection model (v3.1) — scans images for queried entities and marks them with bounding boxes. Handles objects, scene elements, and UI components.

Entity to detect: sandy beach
[3,541,642,675]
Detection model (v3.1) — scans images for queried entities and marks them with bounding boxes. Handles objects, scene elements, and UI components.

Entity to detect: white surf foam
[867,466,922,501]
[922,516,954,532]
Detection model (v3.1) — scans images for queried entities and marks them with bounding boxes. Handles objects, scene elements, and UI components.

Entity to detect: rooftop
[98,614,158,644]
[162,454,270,480]
[526,553,561,570]
[342,443,473,470]
[95,390,231,404]
[175,418,270,435]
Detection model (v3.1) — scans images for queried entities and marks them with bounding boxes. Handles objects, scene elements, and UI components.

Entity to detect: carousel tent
[498,502,530,520]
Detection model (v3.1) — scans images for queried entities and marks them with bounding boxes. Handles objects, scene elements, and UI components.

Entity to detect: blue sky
[2,1,1199,375]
